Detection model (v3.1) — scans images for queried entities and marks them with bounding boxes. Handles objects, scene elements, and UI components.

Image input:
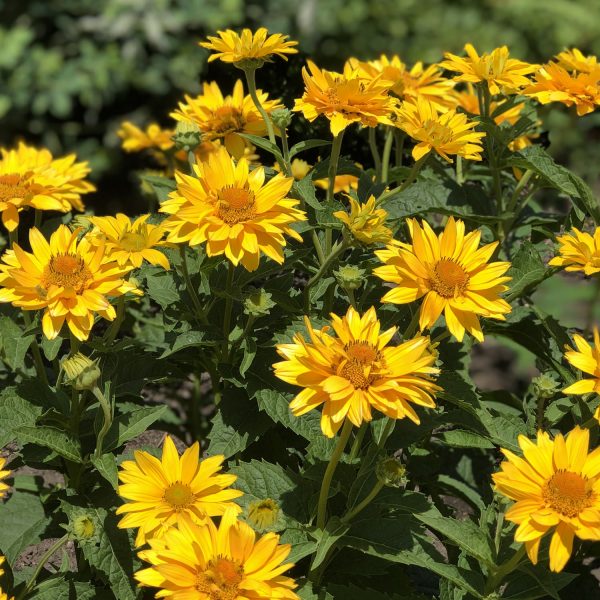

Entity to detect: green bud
[235,58,268,71]
[531,373,560,399]
[62,353,101,391]
[73,515,96,539]
[376,456,408,488]
[172,121,202,152]
[64,508,101,543]
[247,498,282,532]
[334,265,365,291]
[244,288,275,317]
[270,108,293,129]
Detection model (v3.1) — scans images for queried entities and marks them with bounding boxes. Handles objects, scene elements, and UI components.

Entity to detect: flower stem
[316,419,353,530]
[8,227,18,247]
[341,480,385,523]
[34,209,43,229]
[402,309,421,340]
[244,67,278,147]
[222,261,235,360]
[179,246,206,323]
[369,127,382,181]
[103,296,125,345]
[394,129,405,167]
[325,131,345,255]
[380,128,394,183]
[92,385,113,458]
[485,544,527,595]
[376,153,430,207]
[377,417,396,449]
[348,422,368,460]
[22,311,48,386]
[304,239,348,312]
[277,124,292,177]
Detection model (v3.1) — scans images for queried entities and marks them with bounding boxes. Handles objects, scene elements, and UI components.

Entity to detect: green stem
[22,311,48,386]
[485,545,527,594]
[229,314,256,358]
[325,131,345,255]
[380,128,394,183]
[277,124,292,176]
[348,422,368,460]
[345,287,358,310]
[369,127,382,181]
[402,309,421,340]
[244,67,279,151]
[92,386,112,459]
[103,296,125,345]
[316,419,353,530]
[377,417,395,449]
[8,227,18,247]
[341,480,385,523]
[394,129,405,168]
[304,239,348,312]
[179,246,206,323]
[494,508,505,557]
[69,331,81,355]
[34,209,42,230]
[535,393,546,430]
[456,155,464,184]
[376,153,430,207]
[222,262,235,361]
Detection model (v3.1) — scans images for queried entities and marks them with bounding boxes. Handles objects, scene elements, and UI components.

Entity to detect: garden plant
[1,27,600,600]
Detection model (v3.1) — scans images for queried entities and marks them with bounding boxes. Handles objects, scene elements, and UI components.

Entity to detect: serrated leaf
[138,173,176,203]
[292,177,322,211]
[279,528,317,563]
[145,269,179,309]
[289,139,330,159]
[40,335,63,361]
[0,387,43,447]
[502,564,577,600]
[239,133,284,164]
[91,454,119,490]
[14,425,82,462]
[311,516,349,569]
[0,315,34,371]
[439,429,494,449]
[27,576,99,599]
[103,405,167,452]
[160,330,213,358]
[506,241,551,301]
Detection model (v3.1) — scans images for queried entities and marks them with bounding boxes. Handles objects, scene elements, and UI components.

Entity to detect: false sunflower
[556,48,598,74]
[440,44,536,95]
[274,158,312,181]
[200,27,298,66]
[374,217,511,342]
[0,589,12,600]
[333,196,392,245]
[0,457,10,498]
[493,426,600,572]
[87,214,170,270]
[161,146,305,271]
[549,227,600,275]
[273,306,440,437]
[396,97,485,163]
[0,225,138,340]
[116,435,242,546]
[294,60,395,136]
[314,172,359,194]
[136,509,298,599]
[117,122,175,153]
[171,80,282,159]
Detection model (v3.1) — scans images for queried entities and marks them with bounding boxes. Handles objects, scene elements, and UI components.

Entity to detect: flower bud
[270,108,293,130]
[376,456,408,488]
[172,121,202,152]
[244,288,275,317]
[62,353,101,391]
[531,373,560,399]
[65,509,100,543]
[247,498,281,531]
[334,265,365,291]
[73,515,96,540]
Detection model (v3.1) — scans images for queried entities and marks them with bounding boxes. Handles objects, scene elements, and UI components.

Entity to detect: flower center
[41,254,92,293]
[119,231,147,252]
[213,106,245,134]
[195,557,244,600]
[0,174,29,204]
[341,362,371,390]
[217,186,256,225]
[248,498,280,529]
[423,121,454,145]
[430,258,470,298]
[542,470,594,518]
[346,341,379,364]
[163,482,194,510]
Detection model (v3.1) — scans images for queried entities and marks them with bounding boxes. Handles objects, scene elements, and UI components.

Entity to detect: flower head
[161,146,305,271]
[62,353,101,391]
[0,225,138,340]
[116,435,242,546]
[247,498,282,531]
[200,27,298,67]
[549,227,600,275]
[493,426,600,572]
[374,217,511,342]
[556,48,598,74]
[117,122,175,154]
[87,213,170,270]
[294,60,395,136]
[440,43,536,94]
[396,97,485,163]
[314,172,359,194]
[274,158,311,181]
[136,509,298,599]
[0,458,11,499]
[171,80,282,159]
[274,306,440,437]
[333,196,392,245]
[0,143,94,230]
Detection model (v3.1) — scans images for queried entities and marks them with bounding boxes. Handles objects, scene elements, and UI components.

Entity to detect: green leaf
[145,268,179,310]
[0,316,34,371]
[104,405,167,452]
[439,429,495,449]
[239,133,284,164]
[91,454,119,490]
[506,241,551,302]
[14,425,82,462]
[289,139,331,159]
[138,173,176,203]
[279,527,317,563]
[311,517,350,569]
[40,335,63,362]
[160,330,214,358]
[0,491,49,564]
[292,177,323,211]
[503,564,577,600]
[27,577,99,600]
[0,387,43,447]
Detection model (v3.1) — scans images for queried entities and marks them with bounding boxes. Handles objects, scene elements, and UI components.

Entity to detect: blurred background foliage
[2,0,600,211]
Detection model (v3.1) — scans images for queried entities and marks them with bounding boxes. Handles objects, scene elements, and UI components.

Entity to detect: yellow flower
[0,458,10,499]
[396,97,485,163]
[87,214,170,270]
[524,62,600,116]
[0,225,138,340]
[200,27,298,66]
[556,48,598,74]
[274,158,312,181]
[0,589,13,600]
[171,80,282,159]
[117,122,175,153]
[294,60,395,136]
[273,306,440,437]
[492,426,600,572]
[116,435,242,547]
[314,173,359,194]
[161,146,305,271]
[374,217,511,342]
[440,44,536,94]
[0,555,4,577]
[333,196,392,245]
[0,143,94,230]
[549,227,600,275]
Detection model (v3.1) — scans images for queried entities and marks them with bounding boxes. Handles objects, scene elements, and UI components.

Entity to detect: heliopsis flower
[562,328,600,421]
[136,509,297,599]
[0,589,13,600]
[116,436,242,546]
[0,458,10,499]
[333,196,392,245]
[524,62,600,116]
[161,146,305,271]
[0,143,94,230]
[274,158,312,181]
[273,306,440,437]
[549,227,600,275]
[396,98,485,163]
[171,80,282,159]
[374,217,511,342]
[0,555,4,577]
[440,44,536,94]
[556,48,598,74]
[200,27,298,66]
[87,214,170,270]
[0,225,138,340]
[247,498,281,531]
[493,426,600,572]
[294,60,395,136]
[314,172,359,194]
[117,122,175,154]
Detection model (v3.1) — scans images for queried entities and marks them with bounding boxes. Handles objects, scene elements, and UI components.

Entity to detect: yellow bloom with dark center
[171,80,282,159]
[87,214,170,270]
[274,306,440,437]
[117,122,175,153]
[374,217,511,342]
[524,62,600,116]
[0,225,138,340]
[0,143,94,230]
[136,509,298,599]
[294,60,395,136]
[556,48,598,74]
[562,328,600,422]
[200,27,298,66]
[549,227,600,275]
[440,44,536,94]
[161,146,305,271]
[0,458,10,499]
[396,97,485,163]
[493,426,600,572]
[116,436,242,547]
[333,196,392,245]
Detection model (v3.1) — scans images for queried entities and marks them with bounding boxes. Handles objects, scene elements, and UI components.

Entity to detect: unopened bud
[73,515,96,539]
[531,373,559,399]
[247,498,281,531]
[376,456,408,488]
[270,108,293,130]
[172,121,202,152]
[62,353,101,391]
[334,265,365,291]
[65,509,100,543]
[244,288,275,317]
